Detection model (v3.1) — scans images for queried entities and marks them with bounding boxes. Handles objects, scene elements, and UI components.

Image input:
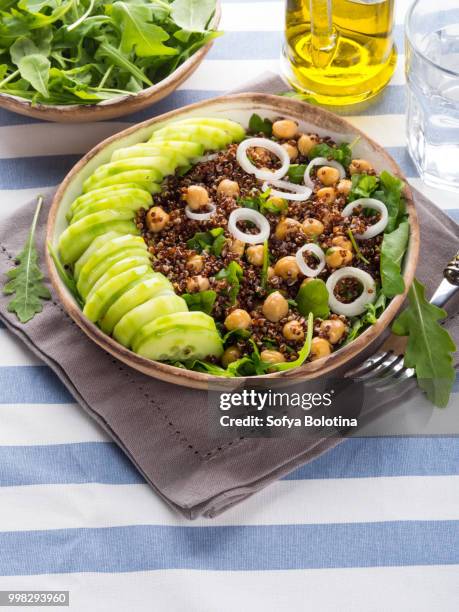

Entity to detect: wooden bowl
[0,4,220,123]
[46,93,420,389]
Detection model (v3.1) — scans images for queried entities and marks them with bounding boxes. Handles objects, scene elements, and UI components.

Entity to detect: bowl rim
[0,2,221,121]
[46,92,420,389]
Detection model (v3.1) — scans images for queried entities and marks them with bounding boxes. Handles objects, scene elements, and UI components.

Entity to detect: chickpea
[274,256,301,283]
[275,217,302,240]
[221,346,241,368]
[229,239,245,257]
[283,320,305,342]
[282,143,298,161]
[310,337,332,361]
[337,179,352,196]
[317,187,336,205]
[217,179,240,199]
[297,133,319,156]
[262,291,289,322]
[326,247,353,268]
[267,266,275,280]
[303,217,324,238]
[186,275,210,293]
[332,235,353,251]
[260,350,285,365]
[186,185,209,210]
[225,309,252,331]
[145,206,169,233]
[272,119,298,140]
[186,254,204,273]
[246,244,264,266]
[349,159,373,175]
[320,319,346,345]
[317,166,341,186]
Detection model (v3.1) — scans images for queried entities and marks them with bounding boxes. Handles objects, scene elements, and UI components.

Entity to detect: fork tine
[353,352,400,381]
[363,354,406,386]
[346,350,389,378]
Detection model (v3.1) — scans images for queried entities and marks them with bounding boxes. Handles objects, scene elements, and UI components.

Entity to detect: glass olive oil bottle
[282,0,397,105]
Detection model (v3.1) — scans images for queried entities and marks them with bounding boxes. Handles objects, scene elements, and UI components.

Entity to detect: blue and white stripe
[0,1,458,609]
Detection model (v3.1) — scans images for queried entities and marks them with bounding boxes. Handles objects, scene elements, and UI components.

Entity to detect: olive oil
[283,0,397,105]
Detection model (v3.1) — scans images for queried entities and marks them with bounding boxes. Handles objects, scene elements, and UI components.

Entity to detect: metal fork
[346,250,459,391]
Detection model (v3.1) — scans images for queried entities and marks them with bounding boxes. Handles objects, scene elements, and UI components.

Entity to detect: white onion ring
[262,180,312,202]
[326,267,376,317]
[304,157,346,189]
[185,203,216,221]
[295,243,326,277]
[341,198,388,239]
[228,208,270,245]
[236,138,290,181]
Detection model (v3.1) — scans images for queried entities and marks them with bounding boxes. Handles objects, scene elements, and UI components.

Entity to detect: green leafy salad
[0,0,219,105]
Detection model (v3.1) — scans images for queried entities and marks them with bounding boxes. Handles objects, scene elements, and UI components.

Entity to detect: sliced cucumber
[111,145,189,167]
[101,277,177,336]
[86,255,153,302]
[74,231,127,280]
[78,248,149,300]
[174,117,246,142]
[83,265,152,323]
[133,311,223,361]
[71,194,149,224]
[149,124,231,150]
[67,185,150,221]
[59,210,138,264]
[68,187,151,223]
[133,310,218,350]
[143,139,204,159]
[82,170,162,195]
[83,159,165,193]
[113,291,185,348]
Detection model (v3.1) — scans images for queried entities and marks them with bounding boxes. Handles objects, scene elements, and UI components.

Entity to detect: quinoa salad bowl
[46,93,420,389]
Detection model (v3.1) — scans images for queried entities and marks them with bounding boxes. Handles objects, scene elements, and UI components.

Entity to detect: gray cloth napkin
[0,73,458,519]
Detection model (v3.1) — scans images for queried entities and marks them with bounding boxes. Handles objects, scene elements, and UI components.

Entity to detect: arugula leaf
[10,37,50,96]
[309,142,352,167]
[170,0,216,32]
[260,239,270,289]
[274,312,314,372]
[186,227,225,255]
[47,241,83,307]
[373,171,405,233]
[222,328,251,346]
[215,260,243,305]
[287,164,307,184]
[173,359,234,377]
[296,279,330,319]
[248,113,273,137]
[349,173,379,201]
[181,290,216,315]
[239,190,286,215]
[3,196,51,323]
[392,278,456,408]
[345,291,387,344]
[347,229,370,265]
[380,220,409,297]
[111,2,177,58]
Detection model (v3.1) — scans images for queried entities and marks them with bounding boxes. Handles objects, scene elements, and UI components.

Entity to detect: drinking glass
[406,0,459,192]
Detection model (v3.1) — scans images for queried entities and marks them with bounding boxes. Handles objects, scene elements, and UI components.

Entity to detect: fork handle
[430,249,459,308]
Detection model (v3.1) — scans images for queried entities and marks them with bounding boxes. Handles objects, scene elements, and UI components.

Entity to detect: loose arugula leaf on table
[392,278,456,408]
[309,142,352,167]
[215,260,243,305]
[3,196,51,323]
[296,279,330,319]
[182,289,217,315]
[380,220,410,297]
[248,113,273,137]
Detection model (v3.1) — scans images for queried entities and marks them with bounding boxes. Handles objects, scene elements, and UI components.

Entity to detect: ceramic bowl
[46,93,420,389]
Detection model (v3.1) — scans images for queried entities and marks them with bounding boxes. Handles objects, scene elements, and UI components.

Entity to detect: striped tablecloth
[0,1,458,610]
